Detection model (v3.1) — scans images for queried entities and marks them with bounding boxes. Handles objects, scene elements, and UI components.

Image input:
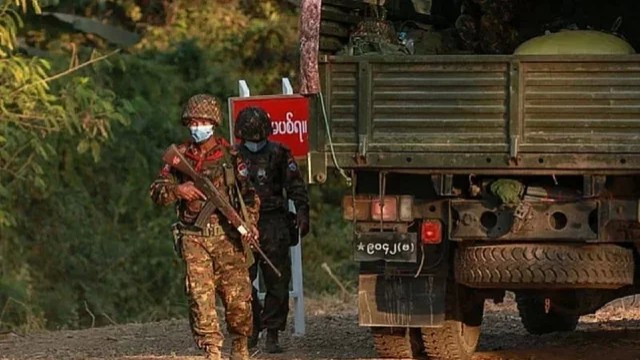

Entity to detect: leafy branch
[9,49,121,97]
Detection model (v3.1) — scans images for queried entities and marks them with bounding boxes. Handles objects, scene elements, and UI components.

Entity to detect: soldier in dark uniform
[149,94,260,360]
[234,107,310,353]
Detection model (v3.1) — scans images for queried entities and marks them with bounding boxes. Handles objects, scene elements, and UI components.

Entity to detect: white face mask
[189,125,214,143]
[244,140,267,153]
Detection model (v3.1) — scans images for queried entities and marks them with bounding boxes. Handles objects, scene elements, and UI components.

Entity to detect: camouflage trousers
[180,233,253,351]
[250,212,292,332]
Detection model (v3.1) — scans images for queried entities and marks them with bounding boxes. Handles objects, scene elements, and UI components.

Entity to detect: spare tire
[454,244,634,289]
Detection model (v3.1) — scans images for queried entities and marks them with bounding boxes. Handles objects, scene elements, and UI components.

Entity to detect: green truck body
[301,3,640,358]
[309,54,640,177]
[306,53,640,359]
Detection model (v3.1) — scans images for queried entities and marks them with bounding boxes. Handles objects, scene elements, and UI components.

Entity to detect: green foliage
[0,0,354,332]
[302,173,355,294]
[0,0,135,329]
[0,0,130,224]
[138,0,300,93]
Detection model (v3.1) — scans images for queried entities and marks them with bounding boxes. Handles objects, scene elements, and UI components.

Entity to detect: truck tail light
[398,195,414,221]
[371,196,398,221]
[421,220,442,244]
[342,195,371,221]
[342,195,415,222]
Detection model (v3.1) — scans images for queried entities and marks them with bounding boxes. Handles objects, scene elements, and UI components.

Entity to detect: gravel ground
[2,294,640,360]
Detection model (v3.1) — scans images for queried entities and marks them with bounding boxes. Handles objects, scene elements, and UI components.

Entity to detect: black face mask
[244,140,267,153]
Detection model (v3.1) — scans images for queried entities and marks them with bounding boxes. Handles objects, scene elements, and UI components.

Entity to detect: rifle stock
[162,144,282,277]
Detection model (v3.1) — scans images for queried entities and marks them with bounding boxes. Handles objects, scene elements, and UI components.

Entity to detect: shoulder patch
[288,160,298,172]
[160,163,172,177]
[237,162,248,177]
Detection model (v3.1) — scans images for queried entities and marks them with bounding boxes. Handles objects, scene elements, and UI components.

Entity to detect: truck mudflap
[358,274,446,327]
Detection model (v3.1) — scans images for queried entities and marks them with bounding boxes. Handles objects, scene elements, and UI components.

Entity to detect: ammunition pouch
[223,162,235,187]
[173,222,227,258]
[172,221,226,238]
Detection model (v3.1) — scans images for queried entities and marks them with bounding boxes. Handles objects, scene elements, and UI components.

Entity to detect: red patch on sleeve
[237,162,248,177]
[160,164,171,177]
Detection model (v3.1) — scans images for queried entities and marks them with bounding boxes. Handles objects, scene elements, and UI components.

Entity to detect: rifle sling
[235,182,251,224]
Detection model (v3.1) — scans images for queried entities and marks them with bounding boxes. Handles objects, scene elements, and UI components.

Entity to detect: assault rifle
[162,144,281,277]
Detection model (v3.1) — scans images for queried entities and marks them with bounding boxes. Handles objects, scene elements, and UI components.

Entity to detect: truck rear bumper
[358,274,446,327]
[451,199,640,242]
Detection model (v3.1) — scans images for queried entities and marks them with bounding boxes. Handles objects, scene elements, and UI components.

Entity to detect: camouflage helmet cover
[181,94,222,126]
[234,106,272,141]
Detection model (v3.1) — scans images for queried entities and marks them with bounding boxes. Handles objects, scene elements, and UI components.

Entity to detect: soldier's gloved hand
[297,211,310,238]
[175,181,207,201]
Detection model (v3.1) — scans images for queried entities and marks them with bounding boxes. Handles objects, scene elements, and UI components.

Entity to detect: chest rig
[240,142,284,211]
[178,143,238,225]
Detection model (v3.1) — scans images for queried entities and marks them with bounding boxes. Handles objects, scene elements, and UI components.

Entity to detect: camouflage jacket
[236,141,309,217]
[149,137,260,232]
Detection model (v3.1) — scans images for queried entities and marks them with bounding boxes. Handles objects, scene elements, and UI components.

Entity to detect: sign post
[229,78,307,337]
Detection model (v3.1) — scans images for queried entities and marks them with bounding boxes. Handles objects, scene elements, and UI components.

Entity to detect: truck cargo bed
[310,55,640,174]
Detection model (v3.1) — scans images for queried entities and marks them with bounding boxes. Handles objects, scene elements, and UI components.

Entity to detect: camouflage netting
[341,18,410,56]
[321,0,640,56]
[455,0,521,54]
[299,0,321,94]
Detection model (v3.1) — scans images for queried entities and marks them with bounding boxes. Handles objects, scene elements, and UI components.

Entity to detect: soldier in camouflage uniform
[234,107,310,353]
[149,94,260,360]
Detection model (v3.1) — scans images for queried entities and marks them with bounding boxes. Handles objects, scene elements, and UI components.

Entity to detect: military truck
[300,0,640,359]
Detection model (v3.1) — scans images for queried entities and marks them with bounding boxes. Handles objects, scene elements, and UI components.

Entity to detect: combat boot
[265,329,283,353]
[204,345,221,360]
[230,336,250,360]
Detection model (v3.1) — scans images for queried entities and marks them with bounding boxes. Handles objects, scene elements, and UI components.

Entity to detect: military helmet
[234,107,272,141]
[181,94,222,126]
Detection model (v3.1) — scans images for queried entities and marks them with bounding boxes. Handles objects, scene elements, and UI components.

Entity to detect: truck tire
[370,327,424,359]
[421,283,484,360]
[516,295,579,335]
[454,244,633,289]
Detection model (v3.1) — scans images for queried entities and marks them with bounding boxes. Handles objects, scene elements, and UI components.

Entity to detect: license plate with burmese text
[354,232,417,262]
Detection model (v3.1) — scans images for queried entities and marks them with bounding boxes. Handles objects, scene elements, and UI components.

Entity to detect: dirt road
[2,295,640,360]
